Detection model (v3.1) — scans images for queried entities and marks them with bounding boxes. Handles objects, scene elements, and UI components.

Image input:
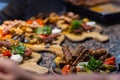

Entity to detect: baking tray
[63,1,120,24]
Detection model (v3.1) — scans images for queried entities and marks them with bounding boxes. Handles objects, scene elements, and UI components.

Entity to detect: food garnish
[11,43,25,56]
[83,56,102,71]
[34,26,52,35]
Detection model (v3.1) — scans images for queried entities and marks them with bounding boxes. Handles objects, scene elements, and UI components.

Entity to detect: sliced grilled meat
[72,49,87,66]
[62,45,72,63]
[73,45,85,57]
[89,48,107,57]
[24,48,32,59]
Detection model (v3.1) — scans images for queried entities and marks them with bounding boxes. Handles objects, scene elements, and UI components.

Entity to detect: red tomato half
[39,34,48,39]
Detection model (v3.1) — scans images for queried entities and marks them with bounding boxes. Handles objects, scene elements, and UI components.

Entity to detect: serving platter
[63,25,109,42]
[51,62,119,75]
[51,45,119,75]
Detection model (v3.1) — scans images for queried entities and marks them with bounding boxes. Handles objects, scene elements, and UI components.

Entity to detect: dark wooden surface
[38,24,120,72]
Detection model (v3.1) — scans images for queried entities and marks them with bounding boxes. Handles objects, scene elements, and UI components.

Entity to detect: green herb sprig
[70,20,83,32]
[84,57,102,71]
[34,26,52,35]
[11,43,25,56]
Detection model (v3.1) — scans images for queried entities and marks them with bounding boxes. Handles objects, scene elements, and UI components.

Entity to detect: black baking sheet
[63,1,120,24]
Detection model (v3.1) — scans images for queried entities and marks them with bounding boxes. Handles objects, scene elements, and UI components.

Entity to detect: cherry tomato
[2,50,11,57]
[39,34,48,39]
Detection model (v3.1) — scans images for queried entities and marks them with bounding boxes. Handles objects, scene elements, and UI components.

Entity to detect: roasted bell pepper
[26,20,33,24]
[26,19,44,27]
[2,50,11,57]
[104,56,116,65]
[0,28,3,38]
[62,65,71,74]
[2,34,12,39]
[35,19,44,27]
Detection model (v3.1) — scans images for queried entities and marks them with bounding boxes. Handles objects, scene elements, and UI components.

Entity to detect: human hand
[0,58,24,80]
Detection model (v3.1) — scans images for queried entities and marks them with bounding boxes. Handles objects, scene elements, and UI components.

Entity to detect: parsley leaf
[34,26,52,35]
[84,57,102,71]
[70,20,83,32]
[34,27,43,34]
[11,43,25,56]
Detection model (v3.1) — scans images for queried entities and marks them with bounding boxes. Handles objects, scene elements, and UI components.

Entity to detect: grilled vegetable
[54,57,66,67]
[104,56,115,65]
[27,19,44,27]
[103,64,116,70]
[62,65,71,74]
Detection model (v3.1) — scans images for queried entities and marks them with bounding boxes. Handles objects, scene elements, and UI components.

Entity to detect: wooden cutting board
[63,25,109,42]
[24,33,65,57]
[20,52,48,74]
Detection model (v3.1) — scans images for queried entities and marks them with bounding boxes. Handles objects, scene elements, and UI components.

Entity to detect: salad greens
[70,20,83,32]
[35,26,52,35]
[11,43,25,56]
[84,57,102,71]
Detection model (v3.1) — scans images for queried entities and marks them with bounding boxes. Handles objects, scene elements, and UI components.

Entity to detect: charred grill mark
[72,48,87,66]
